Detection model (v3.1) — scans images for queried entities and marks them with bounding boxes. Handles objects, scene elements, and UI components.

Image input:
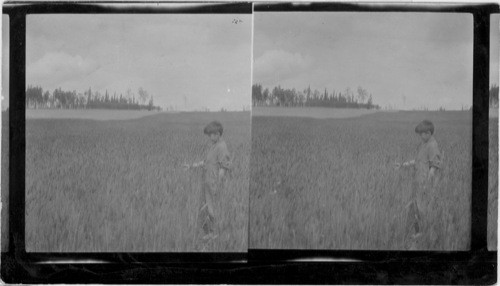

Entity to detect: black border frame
[1,1,498,284]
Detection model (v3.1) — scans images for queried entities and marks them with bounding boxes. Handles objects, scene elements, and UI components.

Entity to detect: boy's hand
[185,161,204,170]
[394,160,415,170]
[402,160,415,167]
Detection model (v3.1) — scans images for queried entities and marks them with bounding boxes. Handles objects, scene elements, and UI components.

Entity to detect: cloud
[254,50,312,85]
[27,52,99,88]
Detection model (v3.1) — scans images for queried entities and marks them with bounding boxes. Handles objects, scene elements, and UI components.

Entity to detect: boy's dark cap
[204,121,223,135]
[415,120,434,135]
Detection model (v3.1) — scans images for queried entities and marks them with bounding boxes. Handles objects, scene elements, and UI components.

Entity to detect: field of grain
[26,111,250,252]
[250,110,472,250]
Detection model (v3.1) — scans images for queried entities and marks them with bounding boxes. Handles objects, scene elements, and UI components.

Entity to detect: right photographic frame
[250,11,474,251]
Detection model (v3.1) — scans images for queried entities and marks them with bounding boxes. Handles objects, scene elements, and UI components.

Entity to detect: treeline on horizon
[252,84,380,109]
[25,85,162,111]
[253,84,500,110]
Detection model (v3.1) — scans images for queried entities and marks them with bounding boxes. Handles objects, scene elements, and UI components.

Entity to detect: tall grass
[26,111,250,252]
[250,111,472,250]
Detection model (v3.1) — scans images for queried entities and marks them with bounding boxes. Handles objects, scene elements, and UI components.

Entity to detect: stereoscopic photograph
[24,11,251,252]
[250,12,473,250]
[488,14,499,251]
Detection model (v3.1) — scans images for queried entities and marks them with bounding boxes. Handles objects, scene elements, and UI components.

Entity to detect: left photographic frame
[25,12,252,254]
[4,2,252,265]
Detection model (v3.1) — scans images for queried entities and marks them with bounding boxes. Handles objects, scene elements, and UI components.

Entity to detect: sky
[491,14,499,89]
[1,13,498,111]
[253,12,473,110]
[24,13,251,111]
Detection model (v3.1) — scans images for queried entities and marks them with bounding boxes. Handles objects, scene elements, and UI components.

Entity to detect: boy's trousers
[201,171,219,234]
[200,170,230,235]
[406,178,438,240]
[203,180,216,220]
[407,180,427,231]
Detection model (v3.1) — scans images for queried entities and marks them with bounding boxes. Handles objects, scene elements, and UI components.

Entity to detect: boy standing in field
[184,121,232,240]
[395,120,442,248]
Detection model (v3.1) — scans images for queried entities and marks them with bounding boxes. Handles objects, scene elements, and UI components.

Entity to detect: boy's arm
[428,166,437,179]
[428,144,442,170]
[427,145,441,180]
[217,146,232,170]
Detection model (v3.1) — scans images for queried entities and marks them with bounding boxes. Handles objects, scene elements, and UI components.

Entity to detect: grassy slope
[250,111,472,250]
[26,111,250,252]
